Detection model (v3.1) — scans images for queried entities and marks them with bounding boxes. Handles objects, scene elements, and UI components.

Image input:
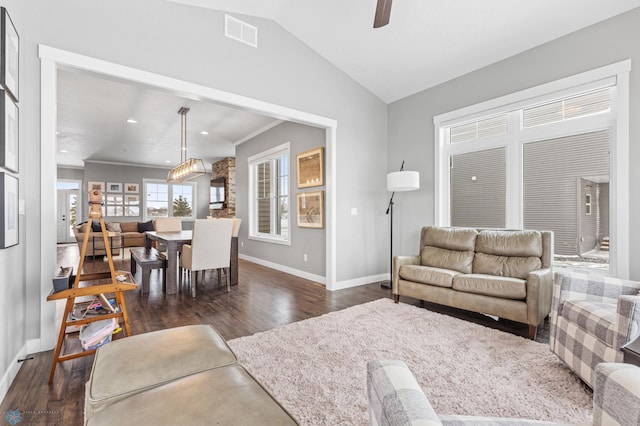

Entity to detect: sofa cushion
[77,222,88,233]
[399,265,460,288]
[561,300,616,346]
[452,274,526,300]
[106,222,122,232]
[91,220,102,232]
[472,252,542,280]
[421,246,474,274]
[422,226,478,251]
[119,221,139,233]
[137,220,155,232]
[476,230,543,257]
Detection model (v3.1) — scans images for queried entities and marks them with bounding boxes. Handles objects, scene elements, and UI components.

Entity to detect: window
[434,61,630,277]
[143,179,196,221]
[248,142,290,244]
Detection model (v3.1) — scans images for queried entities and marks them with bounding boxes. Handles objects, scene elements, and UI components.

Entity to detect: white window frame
[142,178,197,222]
[247,142,291,245]
[433,60,631,279]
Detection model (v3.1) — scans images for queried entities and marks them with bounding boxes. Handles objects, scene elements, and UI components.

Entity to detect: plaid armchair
[549,270,640,388]
[367,360,640,426]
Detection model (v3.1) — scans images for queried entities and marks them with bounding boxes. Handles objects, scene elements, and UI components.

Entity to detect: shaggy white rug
[227,298,592,425]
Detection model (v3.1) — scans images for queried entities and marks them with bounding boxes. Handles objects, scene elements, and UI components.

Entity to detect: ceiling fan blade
[373,0,392,28]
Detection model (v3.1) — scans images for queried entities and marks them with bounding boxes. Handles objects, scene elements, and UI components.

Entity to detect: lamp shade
[387,171,420,192]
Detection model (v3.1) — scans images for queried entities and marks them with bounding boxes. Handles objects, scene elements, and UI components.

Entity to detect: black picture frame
[0,171,18,248]
[0,7,19,102]
[0,90,18,172]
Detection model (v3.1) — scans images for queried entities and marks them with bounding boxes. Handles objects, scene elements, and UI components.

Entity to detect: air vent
[225,14,258,48]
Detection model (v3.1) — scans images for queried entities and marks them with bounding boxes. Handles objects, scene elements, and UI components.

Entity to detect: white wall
[0,0,388,394]
[388,8,640,282]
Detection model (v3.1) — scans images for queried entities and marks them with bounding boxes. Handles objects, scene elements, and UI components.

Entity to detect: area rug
[227,298,593,425]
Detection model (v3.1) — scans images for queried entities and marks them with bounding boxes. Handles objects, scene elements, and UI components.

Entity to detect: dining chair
[179,218,234,297]
[154,218,182,256]
[231,218,242,237]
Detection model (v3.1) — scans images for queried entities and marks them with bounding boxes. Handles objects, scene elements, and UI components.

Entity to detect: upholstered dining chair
[550,269,640,388]
[179,218,234,297]
[231,218,242,237]
[153,217,182,255]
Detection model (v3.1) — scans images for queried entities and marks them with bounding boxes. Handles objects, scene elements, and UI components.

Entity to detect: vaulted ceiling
[57,0,640,168]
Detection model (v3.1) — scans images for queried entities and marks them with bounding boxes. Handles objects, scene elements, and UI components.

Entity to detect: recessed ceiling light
[165,160,172,163]
[60,149,68,153]
[200,131,209,135]
[126,119,138,124]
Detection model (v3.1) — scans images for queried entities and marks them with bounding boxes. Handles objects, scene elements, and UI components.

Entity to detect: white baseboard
[0,344,27,405]
[239,254,326,285]
[333,273,388,291]
[239,255,387,292]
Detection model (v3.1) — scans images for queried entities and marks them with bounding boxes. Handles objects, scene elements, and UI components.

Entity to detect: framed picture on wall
[87,181,105,193]
[296,190,324,229]
[125,206,140,217]
[0,171,18,248]
[296,147,324,188]
[125,195,139,205]
[107,182,122,193]
[124,183,139,194]
[0,90,18,172]
[1,7,19,102]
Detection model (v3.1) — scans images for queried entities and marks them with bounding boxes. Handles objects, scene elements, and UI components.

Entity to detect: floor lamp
[381,161,420,289]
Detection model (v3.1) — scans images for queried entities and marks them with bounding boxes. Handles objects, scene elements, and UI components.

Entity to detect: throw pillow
[91,220,101,232]
[106,222,122,233]
[77,222,88,233]
[138,220,154,232]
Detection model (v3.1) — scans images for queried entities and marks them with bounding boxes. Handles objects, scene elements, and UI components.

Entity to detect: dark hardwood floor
[0,245,549,425]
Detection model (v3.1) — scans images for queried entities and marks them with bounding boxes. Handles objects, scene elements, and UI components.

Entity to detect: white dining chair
[179,218,234,297]
[153,218,182,256]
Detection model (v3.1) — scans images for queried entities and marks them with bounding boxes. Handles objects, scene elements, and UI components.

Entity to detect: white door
[56,189,79,243]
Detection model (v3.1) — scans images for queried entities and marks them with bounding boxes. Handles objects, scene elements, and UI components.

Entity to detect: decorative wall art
[107,182,123,193]
[0,171,18,248]
[0,7,19,102]
[124,183,139,194]
[125,206,140,217]
[0,90,17,172]
[296,190,324,229]
[87,181,105,193]
[124,195,139,205]
[296,147,324,188]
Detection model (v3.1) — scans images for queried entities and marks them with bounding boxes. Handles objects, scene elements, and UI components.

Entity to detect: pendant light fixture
[167,107,207,182]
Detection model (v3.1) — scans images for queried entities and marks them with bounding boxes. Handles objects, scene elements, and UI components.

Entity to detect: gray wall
[236,121,326,276]
[0,0,388,389]
[388,8,640,279]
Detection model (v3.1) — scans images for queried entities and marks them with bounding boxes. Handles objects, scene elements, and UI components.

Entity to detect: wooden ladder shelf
[47,196,136,384]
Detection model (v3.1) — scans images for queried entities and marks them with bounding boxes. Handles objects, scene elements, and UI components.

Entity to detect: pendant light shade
[167,107,207,182]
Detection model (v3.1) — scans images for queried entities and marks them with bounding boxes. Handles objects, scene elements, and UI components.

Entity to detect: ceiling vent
[225,14,258,48]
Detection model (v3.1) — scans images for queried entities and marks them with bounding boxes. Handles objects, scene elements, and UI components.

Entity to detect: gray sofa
[393,226,553,339]
[367,359,640,426]
[84,324,297,425]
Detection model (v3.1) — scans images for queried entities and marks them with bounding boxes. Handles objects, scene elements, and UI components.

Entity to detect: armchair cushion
[561,300,616,346]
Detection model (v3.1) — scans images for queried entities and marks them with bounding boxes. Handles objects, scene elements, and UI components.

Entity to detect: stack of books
[80,318,119,350]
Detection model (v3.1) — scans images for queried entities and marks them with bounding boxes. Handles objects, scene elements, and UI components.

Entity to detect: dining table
[144,230,238,295]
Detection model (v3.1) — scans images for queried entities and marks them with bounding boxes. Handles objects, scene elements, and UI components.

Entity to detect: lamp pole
[381,161,405,289]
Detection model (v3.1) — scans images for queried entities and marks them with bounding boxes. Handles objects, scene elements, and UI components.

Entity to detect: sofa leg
[393,294,399,303]
[528,325,537,340]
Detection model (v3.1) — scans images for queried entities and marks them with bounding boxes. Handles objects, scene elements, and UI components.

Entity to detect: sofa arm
[613,295,640,349]
[392,256,420,295]
[367,360,441,426]
[593,363,640,426]
[525,268,553,326]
